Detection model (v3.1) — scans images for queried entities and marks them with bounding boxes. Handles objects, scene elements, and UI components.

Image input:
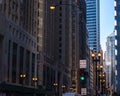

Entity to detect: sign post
[80,60,86,69]
[81,88,87,95]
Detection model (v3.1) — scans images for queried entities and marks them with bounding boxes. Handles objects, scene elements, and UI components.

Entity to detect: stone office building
[0,0,41,95]
[43,0,88,95]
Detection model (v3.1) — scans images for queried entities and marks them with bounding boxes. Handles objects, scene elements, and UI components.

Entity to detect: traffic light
[80,75,85,81]
[80,69,86,82]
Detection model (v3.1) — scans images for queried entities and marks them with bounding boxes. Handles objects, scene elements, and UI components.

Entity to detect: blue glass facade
[86,0,100,52]
[115,0,120,93]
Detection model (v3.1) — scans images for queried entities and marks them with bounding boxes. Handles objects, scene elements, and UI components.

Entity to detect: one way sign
[81,88,87,95]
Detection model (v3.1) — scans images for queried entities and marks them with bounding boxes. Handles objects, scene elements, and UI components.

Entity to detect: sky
[100,0,114,52]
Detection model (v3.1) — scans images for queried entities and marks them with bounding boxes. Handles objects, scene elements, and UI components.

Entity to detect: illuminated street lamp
[61,85,66,89]
[69,87,73,92]
[91,50,102,96]
[32,77,38,81]
[50,5,56,10]
[53,83,58,96]
[61,85,66,93]
[20,73,26,85]
[32,77,38,88]
[53,83,58,87]
[98,52,102,57]
[100,65,103,69]
[20,74,26,78]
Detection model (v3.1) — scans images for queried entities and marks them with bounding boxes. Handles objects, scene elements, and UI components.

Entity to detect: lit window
[115,30,117,36]
[114,1,116,6]
[114,10,117,16]
[114,20,117,26]
[115,49,117,55]
[115,39,117,46]
[115,70,117,75]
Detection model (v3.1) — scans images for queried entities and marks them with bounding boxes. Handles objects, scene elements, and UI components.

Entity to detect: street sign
[81,88,87,95]
[80,60,86,68]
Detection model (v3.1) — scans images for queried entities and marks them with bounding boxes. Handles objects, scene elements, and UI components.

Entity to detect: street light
[49,3,82,11]
[49,4,73,10]
[20,73,26,85]
[61,85,66,93]
[32,77,38,88]
[53,83,58,96]
[50,5,56,10]
[20,74,26,78]
[91,51,102,96]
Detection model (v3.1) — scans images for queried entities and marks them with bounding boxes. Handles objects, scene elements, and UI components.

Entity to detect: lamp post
[20,73,26,85]
[53,83,58,96]
[50,5,56,10]
[19,73,26,96]
[50,4,75,10]
[32,77,38,96]
[61,85,66,94]
[32,77,38,88]
[91,51,101,96]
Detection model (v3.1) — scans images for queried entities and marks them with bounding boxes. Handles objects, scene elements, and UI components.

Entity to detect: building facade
[0,0,46,96]
[86,0,100,52]
[114,0,120,94]
[0,0,88,96]
[43,0,71,95]
[104,32,115,94]
[69,0,89,94]
[43,0,88,95]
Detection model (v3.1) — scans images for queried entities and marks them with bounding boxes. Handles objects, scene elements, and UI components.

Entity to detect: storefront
[0,82,47,96]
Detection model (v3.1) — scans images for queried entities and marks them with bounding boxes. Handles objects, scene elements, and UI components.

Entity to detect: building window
[59,49,62,53]
[7,40,11,82]
[59,1,62,4]
[59,25,62,28]
[59,37,62,41]
[19,46,24,84]
[59,31,62,35]
[25,50,30,85]
[59,55,62,59]
[59,6,62,11]
[12,42,17,83]
[43,65,46,86]
[59,13,62,16]
[47,67,50,85]
[59,18,62,23]
[32,53,35,83]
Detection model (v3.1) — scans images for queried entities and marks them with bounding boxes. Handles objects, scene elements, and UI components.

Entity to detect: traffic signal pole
[79,60,87,96]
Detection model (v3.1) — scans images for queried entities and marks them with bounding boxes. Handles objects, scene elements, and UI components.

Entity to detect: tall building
[114,0,120,94]
[0,0,88,96]
[43,0,71,95]
[86,0,100,52]
[69,0,89,94]
[104,32,115,94]
[43,0,88,95]
[0,0,44,95]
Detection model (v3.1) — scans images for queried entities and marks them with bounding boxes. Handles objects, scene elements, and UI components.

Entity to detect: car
[62,92,81,96]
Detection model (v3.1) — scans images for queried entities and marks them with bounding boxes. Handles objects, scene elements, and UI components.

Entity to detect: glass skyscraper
[86,0,100,52]
[114,0,120,94]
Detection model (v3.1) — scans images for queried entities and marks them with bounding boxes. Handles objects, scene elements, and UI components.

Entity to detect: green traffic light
[80,76,85,81]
